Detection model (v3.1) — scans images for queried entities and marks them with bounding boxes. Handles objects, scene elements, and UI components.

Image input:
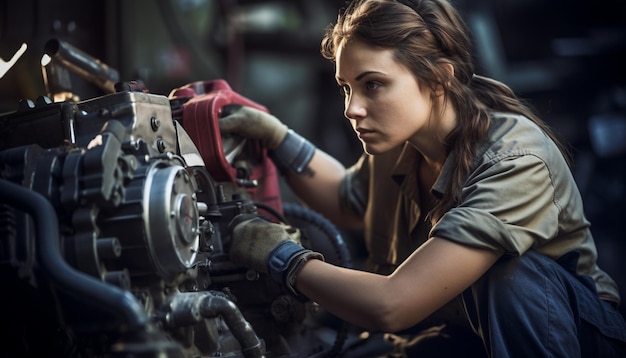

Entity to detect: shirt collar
[390,142,455,200]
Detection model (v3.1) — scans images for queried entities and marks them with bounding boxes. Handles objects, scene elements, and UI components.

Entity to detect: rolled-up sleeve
[338,154,370,218]
[431,154,560,255]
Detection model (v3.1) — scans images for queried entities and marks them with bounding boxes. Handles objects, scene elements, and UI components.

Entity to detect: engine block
[0,80,350,357]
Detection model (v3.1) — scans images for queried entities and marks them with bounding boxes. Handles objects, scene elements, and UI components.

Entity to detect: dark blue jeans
[463,249,626,357]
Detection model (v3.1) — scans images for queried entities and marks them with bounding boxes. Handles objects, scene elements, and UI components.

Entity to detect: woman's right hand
[219,105,289,149]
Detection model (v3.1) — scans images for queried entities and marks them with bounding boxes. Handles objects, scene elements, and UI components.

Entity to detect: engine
[0,40,352,358]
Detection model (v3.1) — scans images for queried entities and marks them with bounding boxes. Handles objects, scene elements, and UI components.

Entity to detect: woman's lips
[356,127,375,140]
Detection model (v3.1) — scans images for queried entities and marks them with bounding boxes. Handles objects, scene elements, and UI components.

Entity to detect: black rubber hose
[282,202,353,269]
[0,178,148,331]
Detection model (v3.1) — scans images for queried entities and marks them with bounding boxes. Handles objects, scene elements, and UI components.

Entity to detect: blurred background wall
[1,0,625,316]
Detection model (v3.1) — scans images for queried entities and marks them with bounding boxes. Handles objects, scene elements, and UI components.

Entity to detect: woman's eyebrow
[336,70,384,83]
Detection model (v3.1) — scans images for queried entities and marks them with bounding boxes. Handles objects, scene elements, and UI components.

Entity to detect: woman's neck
[408,98,456,168]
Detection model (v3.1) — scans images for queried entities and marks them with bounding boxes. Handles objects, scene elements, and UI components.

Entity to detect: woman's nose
[344,95,366,120]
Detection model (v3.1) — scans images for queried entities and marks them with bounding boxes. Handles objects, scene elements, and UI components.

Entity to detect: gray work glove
[219,105,316,174]
[228,215,324,299]
[219,105,288,149]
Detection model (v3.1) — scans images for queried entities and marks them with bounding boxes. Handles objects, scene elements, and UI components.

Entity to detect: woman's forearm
[285,149,363,230]
[294,237,502,332]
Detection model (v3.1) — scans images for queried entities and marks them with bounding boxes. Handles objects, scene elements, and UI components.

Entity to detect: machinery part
[169,79,283,216]
[0,177,148,332]
[44,38,120,94]
[165,291,266,358]
[143,162,200,280]
[1,39,354,356]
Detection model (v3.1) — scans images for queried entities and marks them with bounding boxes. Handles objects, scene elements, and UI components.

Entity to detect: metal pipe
[166,291,265,357]
[44,38,119,93]
[198,292,266,358]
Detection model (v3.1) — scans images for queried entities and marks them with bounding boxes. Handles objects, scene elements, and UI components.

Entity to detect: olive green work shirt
[338,112,620,305]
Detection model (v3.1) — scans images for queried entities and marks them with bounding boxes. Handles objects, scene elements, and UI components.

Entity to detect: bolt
[157,138,167,152]
[151,116,160,131]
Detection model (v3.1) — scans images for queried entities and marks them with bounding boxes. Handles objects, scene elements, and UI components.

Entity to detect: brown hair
[321,0,570,219]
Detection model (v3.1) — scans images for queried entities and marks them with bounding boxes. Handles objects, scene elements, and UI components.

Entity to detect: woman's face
[335,38,434,155]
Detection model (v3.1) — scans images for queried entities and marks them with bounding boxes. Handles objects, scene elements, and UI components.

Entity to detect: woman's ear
[443,63,455,83]
[434,63,455,97]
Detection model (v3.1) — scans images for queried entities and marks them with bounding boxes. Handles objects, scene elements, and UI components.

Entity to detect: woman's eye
[365,81,380,91]
[339,85,350,96]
